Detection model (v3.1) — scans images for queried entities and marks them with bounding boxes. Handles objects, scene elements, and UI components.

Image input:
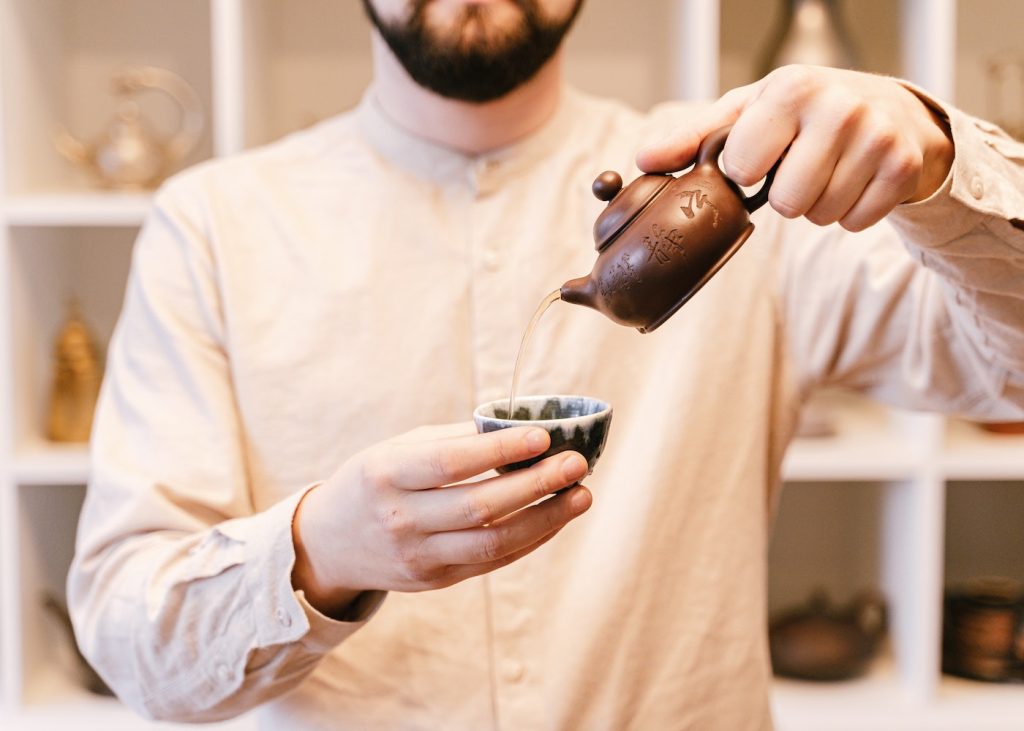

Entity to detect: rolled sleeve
[217,486,386,652]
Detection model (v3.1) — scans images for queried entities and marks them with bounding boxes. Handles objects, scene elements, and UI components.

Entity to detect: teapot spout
[559,275,598,310]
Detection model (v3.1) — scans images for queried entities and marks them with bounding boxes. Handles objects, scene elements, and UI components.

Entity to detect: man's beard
[361,0,583,103]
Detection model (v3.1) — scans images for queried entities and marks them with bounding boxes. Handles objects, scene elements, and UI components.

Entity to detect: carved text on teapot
[598,251,643,299]
[678,189,720,228]
[642,223,688,266]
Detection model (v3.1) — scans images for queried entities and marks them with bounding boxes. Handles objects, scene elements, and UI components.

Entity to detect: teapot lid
[591,170,672,251]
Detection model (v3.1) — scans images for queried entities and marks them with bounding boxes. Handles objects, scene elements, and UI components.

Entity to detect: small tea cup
[473,394,613,474]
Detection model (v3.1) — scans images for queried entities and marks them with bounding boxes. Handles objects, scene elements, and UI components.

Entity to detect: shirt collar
[355,84,584,194]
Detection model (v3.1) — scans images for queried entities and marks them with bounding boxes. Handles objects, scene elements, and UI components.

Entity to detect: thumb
[635,83,759,173]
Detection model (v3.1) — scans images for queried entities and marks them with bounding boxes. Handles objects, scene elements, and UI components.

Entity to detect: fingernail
[526,429,548,451]
[570,488,592,515]
[561,453,588,482]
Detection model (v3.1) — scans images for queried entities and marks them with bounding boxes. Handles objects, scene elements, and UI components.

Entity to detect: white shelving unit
[0,1,1021,730]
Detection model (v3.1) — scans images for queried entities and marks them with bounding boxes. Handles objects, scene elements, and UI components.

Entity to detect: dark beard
[361,0,583,103]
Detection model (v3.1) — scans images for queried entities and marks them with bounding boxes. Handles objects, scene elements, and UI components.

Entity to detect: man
[69,1,1024,728]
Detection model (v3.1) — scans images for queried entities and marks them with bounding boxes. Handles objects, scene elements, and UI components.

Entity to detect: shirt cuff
[215,487,385,654]
[889,79,1024,248]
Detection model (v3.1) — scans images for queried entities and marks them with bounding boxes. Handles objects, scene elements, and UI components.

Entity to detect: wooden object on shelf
[977,421,1024,436]
[943,577,1024,683]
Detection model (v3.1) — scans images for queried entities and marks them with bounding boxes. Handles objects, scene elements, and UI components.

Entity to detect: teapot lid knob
[592,171,623,201]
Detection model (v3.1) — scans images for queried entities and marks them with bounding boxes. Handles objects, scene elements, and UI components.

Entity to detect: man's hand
[637,65,955,232]
[291,423,592,616]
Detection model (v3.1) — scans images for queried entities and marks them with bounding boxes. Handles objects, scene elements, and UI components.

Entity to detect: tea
[507,289,561,417]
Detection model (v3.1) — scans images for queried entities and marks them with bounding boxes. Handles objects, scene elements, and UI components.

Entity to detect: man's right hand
[291,423,592,616]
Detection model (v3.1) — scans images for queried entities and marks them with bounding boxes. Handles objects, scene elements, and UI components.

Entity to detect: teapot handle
[695,125,780,214]
[114,66,204,164]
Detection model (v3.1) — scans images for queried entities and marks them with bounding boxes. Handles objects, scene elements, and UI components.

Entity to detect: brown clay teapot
[561,125,777,333]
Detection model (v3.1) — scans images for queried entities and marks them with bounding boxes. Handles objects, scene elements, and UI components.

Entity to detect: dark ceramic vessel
[561,125,778,333]
[769,590,887,682]
[473,395,612,474]
[943,577,1024,683]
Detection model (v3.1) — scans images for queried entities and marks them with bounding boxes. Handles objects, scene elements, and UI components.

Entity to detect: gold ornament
[47,301,102,442]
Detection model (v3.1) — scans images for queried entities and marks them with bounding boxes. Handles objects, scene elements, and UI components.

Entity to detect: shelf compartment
[563,2,675,108]
[0,0,213,194]
[944,480,1024,587]
[769,479,932,718]
[718,0,902,94]
[13,482,86,707]
[4,193,153,227]
[6,225,135,449]
[240,0,370,149]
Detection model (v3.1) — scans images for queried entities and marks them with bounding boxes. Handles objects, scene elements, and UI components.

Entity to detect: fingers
[643,66,939,229]
[419,485,592,567]
[759,118,845,219]
[720,93,799,188]
[410,451,589,532]
[437,522,565,587]
[635,83,759,173]
[361,426,551,490]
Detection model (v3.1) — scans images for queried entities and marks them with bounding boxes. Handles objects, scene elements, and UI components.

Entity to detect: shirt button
[481,249,500,271]
[275,607,292,628]
[215,663,232,682]
[969,175,985,200]
[501,659,525,683]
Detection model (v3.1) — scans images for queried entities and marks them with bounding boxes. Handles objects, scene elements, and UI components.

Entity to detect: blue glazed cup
[473,394,613,475]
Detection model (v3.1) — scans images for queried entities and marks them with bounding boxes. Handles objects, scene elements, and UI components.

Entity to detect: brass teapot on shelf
[560,126,778,333]
[55,65,204,190]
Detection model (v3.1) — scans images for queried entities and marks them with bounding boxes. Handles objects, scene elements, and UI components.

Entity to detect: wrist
[291,484,363,617]
[903,86,955,203]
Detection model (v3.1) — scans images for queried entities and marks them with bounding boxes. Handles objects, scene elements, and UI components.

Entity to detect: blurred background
[0,1,1021,730]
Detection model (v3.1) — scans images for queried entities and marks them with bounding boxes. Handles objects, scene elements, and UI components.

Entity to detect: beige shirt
[69,86,1024,730]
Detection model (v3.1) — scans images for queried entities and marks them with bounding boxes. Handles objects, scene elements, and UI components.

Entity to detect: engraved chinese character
[678,189,720,228]
[641,224,686,265]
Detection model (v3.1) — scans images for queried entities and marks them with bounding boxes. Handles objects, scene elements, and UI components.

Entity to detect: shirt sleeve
[775,94,1024,419]
[66,175,385,723]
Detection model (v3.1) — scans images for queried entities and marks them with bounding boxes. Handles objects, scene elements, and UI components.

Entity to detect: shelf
[942,420,1024,480]
[3,193,152,227]
[11,440,90,485]
[932,674,1024,730]
[781,392,924,482]
[13,665,256,731]
[773,656,1024,730]
[772,655,912,731]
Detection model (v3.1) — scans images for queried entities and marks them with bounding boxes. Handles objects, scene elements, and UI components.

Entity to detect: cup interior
[474,395,611,423]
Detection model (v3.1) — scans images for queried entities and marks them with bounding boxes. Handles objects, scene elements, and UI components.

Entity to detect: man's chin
[423,1,527,52]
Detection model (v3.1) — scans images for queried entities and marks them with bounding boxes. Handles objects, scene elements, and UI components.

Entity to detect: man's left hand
[636,65,955,232]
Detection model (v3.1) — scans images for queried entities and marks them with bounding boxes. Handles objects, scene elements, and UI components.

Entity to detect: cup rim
[473,394,612,425]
